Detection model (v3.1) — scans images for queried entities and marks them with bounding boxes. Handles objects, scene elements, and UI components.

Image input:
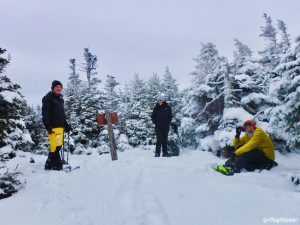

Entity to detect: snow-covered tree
[146,73,162,106]
[0,48,28,199]
[65,58,81,115]
[277,19,291,56]
[259,13,280,72]
[23,105,48,154]
[231,39,275,117]
[180,43,227,147]
[0,48,31,152]
[104,75,119,112]
[161,67,181,122]
[64,58,82,151]
[123,74,155,146]
[270,37,300,151]
[68,48,104,150]
[82,48,98,87]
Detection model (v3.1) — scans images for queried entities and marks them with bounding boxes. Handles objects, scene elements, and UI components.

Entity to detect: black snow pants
[225,149,276,173]
[155,128,169,156]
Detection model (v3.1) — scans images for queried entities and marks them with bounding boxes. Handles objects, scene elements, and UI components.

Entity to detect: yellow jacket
[233,127,275,161]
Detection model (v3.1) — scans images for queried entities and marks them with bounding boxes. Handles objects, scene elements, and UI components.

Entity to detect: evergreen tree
[118,83,131,135]
[65,58,81,115]
[231,39,253,107]
[270,37,300,151]
[0,48,31,152]
[70,48,104,149]
[23,105,47,154]
[180,43,226,147]
[65,58,82,151]
[146,73,162,106]
[161,67,181,122]
[259,13,280,71]
[277,19,291,56]
[82,48,98,87]
[0,48,26,199]
[124,74,155,146]
[0,48,9,74]
[231,39,272,115]
[104,75,119,111]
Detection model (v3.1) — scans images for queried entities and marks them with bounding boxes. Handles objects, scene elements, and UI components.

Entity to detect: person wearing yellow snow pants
[44,127,65,170]
[42,80,71,170]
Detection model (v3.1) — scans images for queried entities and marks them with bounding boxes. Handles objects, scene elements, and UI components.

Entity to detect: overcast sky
[1,0,299,106]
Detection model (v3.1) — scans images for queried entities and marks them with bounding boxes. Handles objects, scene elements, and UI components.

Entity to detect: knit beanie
[243,120,257,129]
[51,80,63,90]
[157,93,166,102]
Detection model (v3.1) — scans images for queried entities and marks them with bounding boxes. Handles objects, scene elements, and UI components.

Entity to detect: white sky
[1,0,299,106]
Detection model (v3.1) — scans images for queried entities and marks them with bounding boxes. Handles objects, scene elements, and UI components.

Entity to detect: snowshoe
[63,165,80,173]
[212,165,234,176]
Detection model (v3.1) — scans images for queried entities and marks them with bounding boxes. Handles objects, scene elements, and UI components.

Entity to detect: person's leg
[155,129,162,156]
[234,150,270,172]
[45,128,64,170]
[45,131,57,170]
[44,152,52,170]
[224,153,236,168]
[53,146,62,170]
[162,130,169,156]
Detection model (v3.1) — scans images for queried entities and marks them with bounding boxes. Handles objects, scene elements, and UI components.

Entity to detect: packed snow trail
[1,149,300,225]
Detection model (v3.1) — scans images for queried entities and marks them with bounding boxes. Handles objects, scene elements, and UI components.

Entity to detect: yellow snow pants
[48,127,64,153]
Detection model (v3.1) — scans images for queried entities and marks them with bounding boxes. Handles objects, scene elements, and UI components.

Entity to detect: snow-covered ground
[1,149,300,225]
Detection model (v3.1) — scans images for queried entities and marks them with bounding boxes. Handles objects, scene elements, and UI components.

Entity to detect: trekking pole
[67,131,70,165]
[62,131,65,164]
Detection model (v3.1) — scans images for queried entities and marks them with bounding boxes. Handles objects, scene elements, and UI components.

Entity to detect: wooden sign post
[105,110,118,161]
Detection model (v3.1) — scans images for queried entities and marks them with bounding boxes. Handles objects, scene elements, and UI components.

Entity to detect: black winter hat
[51,80,63,90]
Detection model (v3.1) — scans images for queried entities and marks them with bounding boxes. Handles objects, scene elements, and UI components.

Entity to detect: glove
[236,127,242,138]
[47,127,53,134]
[65,122,72,133]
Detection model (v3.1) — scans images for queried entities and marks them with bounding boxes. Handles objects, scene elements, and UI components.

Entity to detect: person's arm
[151,108,157,125]
[42,95,52,132]
[232,135,247,149]
[235,129,264,156]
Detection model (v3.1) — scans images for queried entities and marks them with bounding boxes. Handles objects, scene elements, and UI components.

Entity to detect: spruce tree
[180,43,226,147]
[23,105,47,154]
[270,37,300,151]
[65,58,82,150]
[0,48,31,152]
[161,67,181,122]
[124,74,155,146]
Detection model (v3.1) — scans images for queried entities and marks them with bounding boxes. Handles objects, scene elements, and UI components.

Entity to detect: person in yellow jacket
[233,120,275,161]
[214,120,277,175]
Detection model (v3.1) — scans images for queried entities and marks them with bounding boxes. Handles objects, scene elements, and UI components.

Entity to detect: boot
[154,153,160,157]
[162,153,171,157]
[44,157,52,170]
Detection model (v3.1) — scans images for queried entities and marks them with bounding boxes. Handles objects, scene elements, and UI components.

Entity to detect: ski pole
[67,131,70,165]
[62,131,65,163]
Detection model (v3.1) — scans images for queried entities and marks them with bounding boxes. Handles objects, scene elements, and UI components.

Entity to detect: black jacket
[42,91,67,130]
[151,102,172,132]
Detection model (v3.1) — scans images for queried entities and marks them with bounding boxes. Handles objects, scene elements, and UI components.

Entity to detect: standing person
[42,80,71,170]
[151,94,172,157]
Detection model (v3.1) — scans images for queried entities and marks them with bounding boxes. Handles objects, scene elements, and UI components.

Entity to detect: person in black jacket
[42,80,71,170]
[151,94,172,157]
